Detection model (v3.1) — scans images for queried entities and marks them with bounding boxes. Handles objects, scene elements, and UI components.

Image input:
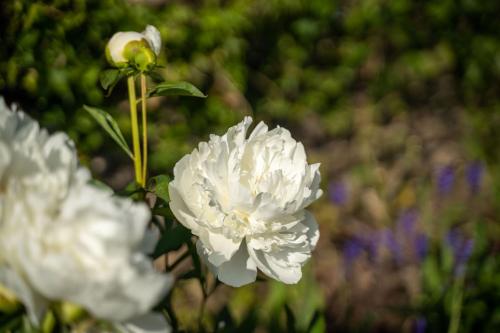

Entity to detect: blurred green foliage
[2,0,500,332]
[2,0,499,177]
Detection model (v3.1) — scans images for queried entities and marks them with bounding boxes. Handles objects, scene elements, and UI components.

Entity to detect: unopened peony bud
[123,40,157,72]
[105,25,161,71]
[105,31,145,67]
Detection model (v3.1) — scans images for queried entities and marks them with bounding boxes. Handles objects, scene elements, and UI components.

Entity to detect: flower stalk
[127,76,143,186]
[141,74,148,183]
[447,272,465,333]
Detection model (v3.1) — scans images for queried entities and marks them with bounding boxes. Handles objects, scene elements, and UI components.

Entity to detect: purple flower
[343,239,364,276]
[397,209,418,235]
[414,233,428,262]
[343,239,364,264]
[466,161,483,194]
[446,230,474,276]
[329,181,348,206]
[436,165,454,196]
[364,233,380,262]
[383,229,403,264]
[413,317,427,333]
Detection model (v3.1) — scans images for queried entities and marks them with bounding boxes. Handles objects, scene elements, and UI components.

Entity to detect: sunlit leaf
[147,81,206,98]
[148,175,170,202]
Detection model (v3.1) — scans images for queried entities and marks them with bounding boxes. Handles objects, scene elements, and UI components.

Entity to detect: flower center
[222,210,251,239]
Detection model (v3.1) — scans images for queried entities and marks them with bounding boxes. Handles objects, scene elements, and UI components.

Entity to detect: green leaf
[153,224,191,258]
[148,81,206,98]
[83,105,133,159]
[423,256,443,297]
[148,175,170,202]
[306,311,326,333]
[99,69,124,96]
[152,206,174,221]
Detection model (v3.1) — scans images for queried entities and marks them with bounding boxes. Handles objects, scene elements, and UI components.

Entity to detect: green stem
[448,273,465,333]
[140,74,148,184]
[127,76,143,186]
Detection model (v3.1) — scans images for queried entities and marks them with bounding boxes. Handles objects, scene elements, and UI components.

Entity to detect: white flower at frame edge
[169,117,322,287]
[0,98,171,333]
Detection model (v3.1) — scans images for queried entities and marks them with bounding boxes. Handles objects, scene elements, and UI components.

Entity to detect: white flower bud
[106,31,145,66]
[105,25,161,70]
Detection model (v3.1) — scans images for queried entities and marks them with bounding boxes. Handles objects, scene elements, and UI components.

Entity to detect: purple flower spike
[343,239,364,276]
[383,229,403,264]
[397,209,418,235]
[364,233,380,262]
[455,238,474,276]
[466,161,483,194]
[414,233,428,262]
[329,181,348,206]
[436,165,454,196]
[343,239,364,264]
[446,230,474,276]
[414,317,427,333]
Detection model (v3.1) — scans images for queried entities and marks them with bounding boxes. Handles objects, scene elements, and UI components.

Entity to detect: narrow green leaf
[284,304,296,333]
[83,105,133,159]
[306,311,325,333]
[153,224,191,258]
[148,81,206,98]
[148,175,170,202]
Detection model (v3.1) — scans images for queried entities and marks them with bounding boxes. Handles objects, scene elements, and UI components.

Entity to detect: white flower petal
[198,230,242,266]
[107,31,145,63]
[142,25,161,56]
[247,211,319,284]
[216,242,257,287]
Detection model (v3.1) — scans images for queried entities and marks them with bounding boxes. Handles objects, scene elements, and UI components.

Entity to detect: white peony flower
[0,98,171,330]
[169,117,322,287]
[106,25,161,68]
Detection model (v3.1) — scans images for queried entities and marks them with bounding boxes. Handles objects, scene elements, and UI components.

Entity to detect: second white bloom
[169,117,322,287]
[0,98,171,329]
